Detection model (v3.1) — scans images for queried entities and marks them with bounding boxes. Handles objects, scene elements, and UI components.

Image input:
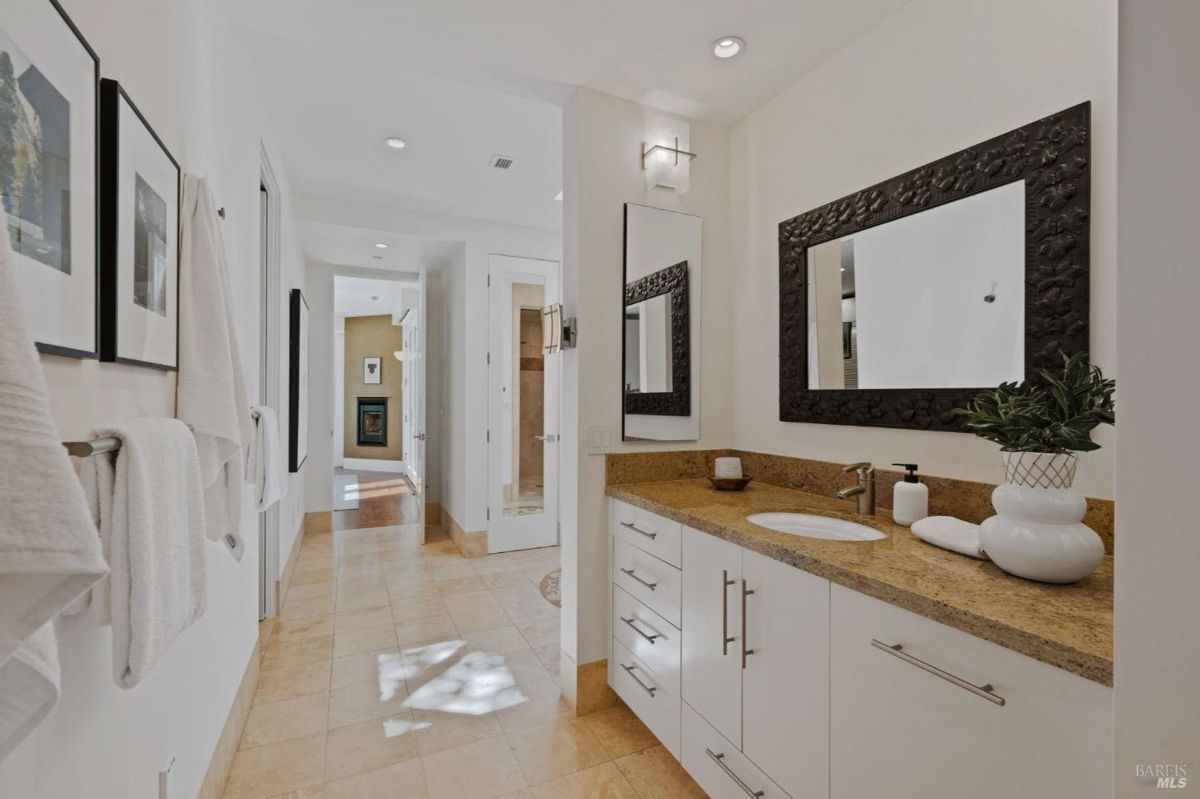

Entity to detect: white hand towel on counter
[0,219,107,758]
[177,175,252,559]
[911,516,988,560]
[247,405,287,511]
[74,419,207,688]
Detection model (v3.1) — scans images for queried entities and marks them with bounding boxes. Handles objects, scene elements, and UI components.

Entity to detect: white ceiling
[220,0,910,235]
[334,275,415,318]
[300,220,458,274]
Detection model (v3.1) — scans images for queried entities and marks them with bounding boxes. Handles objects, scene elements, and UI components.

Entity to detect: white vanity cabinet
[829,585,1113,799]
[681,526,830,799]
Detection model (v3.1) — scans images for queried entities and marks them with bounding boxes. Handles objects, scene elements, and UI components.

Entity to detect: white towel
[247,405,287,511]
[911,516,988,560]
[177,175,252,559]
[75,419,207,688]
[0,219,107,758]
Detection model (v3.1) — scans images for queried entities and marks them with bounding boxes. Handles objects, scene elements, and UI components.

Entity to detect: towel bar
[63,424,195,458]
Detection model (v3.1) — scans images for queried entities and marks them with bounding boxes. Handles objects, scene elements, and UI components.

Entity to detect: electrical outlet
[159,755,176,799]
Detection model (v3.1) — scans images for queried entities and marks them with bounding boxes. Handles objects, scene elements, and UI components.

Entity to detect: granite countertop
[606,478,1113,686]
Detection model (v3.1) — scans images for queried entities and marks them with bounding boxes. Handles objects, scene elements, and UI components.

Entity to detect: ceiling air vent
[488,154,516,170]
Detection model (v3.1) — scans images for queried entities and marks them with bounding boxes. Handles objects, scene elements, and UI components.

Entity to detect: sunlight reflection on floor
[399,644,530,717]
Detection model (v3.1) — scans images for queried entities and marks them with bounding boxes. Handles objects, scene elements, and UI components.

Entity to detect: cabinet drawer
[611,638,680,758]
[612,499,682,568]
[681,701,791,799]
[830,584,1112,799]
[613,585,681,695]
[613,537,682,628]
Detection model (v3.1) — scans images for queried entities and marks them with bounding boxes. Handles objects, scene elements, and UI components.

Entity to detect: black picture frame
[778,102,1091,431]
[3,0,101,359]
[97,78,181,369]
[622,260,691,417]
[289,288,309,473]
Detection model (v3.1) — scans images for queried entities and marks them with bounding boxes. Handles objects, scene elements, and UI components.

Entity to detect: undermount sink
[746,512,886,542]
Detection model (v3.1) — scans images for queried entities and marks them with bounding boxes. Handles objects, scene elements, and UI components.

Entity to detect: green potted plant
[954,353,1115,583]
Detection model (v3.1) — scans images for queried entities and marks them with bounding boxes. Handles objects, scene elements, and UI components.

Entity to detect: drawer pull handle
[620,521,657,540]
[721,570,736,655]
[705,749,765,798]
[620,616,660,644]
[620,663,657,696]
[871,640,1006,707]
[620,567,658,590]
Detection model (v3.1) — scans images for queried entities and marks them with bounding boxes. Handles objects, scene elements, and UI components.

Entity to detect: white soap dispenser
[891,463,929,527]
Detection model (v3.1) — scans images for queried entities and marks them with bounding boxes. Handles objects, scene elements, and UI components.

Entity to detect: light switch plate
[585,425,615,454]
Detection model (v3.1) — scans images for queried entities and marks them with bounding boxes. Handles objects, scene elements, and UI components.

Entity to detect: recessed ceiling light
[374,243,389,249]
[713,36,745,59]
[384,137,407,149]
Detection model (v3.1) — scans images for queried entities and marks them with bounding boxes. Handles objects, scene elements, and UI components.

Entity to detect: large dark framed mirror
[624,261,690,416]
[779,102,1091,431]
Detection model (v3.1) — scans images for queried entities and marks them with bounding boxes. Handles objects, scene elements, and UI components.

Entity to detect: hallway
[226,525,702,798]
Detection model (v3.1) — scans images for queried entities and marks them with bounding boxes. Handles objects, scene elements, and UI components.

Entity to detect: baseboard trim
[197,638,260,799]
[342,457,404,472]
[441,506,487,558]
[277,516,306,607]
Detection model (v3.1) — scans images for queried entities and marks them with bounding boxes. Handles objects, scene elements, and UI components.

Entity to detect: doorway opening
[258,153,282,620]
[332,273,427,534]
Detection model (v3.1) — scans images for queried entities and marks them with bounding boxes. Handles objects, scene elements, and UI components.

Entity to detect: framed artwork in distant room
[97,78,180,369]
[1,0,100,358]
[289,288,309,473]
[363,355,381,384]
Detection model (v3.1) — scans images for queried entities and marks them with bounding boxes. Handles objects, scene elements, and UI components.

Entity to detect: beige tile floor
[226,523,705,799]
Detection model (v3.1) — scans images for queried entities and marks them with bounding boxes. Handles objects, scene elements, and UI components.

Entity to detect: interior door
[412,266,428,534]
[487,254,560,553]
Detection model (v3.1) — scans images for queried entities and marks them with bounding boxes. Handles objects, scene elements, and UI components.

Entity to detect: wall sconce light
[541,303,576,353]
[642,117,695,192]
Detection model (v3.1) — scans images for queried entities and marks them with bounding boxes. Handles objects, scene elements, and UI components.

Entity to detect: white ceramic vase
[978,452,1105,584]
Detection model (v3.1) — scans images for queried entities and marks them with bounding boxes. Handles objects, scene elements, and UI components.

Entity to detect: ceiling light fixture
[712,36,745,59]
[374,243,389,249]
[384,137,407,149]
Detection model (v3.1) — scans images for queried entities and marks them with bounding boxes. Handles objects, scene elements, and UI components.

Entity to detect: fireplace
[356,397,388,447]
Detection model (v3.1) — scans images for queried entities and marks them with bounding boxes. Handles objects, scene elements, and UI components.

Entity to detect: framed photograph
[363,355,382,384]
[1,0,100,358]
[97,78,180,369]
[289,288,309,473]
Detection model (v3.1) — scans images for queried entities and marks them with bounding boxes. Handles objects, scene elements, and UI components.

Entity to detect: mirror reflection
[624,293,674,394]
[806,181,1026,390]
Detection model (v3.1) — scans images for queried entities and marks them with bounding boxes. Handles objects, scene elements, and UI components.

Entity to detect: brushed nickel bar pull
[620,567,657,591]
[620,521,657,540]
[741,580,755,668]
[871,640,1006,707]
[705,749,765,798]
[621,663,657,697]
[620,616,659,644]
[721,570,736,655]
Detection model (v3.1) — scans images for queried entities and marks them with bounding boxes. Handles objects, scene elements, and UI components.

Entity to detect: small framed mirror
[623,204,702,441]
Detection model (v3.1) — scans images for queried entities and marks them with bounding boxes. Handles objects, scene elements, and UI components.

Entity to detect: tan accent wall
[343,314,403,460]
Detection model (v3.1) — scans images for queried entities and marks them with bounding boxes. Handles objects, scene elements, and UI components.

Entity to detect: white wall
[0,2,307,797]
[293,197,561,535]
[729,0,1118,498]
[561,88,734,670]
[1114,1,1200,792]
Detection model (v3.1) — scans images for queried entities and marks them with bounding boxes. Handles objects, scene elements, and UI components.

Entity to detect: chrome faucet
[837,462,876,516]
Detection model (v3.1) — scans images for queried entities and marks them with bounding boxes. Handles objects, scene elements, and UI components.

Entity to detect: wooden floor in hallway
[224,522,704,798]
[330,469,422,532]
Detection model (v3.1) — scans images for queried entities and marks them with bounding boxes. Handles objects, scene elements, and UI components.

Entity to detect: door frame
[259,146,282,620]
[486,253,561,553]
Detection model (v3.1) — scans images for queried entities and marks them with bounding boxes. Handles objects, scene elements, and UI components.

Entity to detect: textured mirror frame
[778,102,1091,431]
[624,261,691,417]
